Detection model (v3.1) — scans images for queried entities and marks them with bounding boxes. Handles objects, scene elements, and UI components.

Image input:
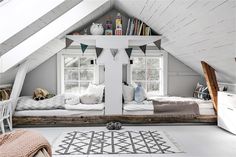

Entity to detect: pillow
[123,85,134,103]
[193,83,210,100]
[134,83,146,103]
[64,93,80,105]
[80,94,100,104]
[16,95,65,111]
[86,83,105,103]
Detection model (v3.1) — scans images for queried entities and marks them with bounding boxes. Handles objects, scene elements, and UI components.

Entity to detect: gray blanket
[153,100,200,116]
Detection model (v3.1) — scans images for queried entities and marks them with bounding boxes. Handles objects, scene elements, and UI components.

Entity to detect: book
[138,21,143,35]
[126,18,130,35]
[145,27,150,36]
[142,23,146,35]
[129,18,134,35]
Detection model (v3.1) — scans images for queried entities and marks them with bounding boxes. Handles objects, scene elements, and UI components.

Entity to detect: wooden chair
[0,100,13,134]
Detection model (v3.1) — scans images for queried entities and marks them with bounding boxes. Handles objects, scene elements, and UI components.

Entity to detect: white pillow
[80,94,100,104]
[86,83,105,103]
[64,94,80,105]
[123,85,134,103]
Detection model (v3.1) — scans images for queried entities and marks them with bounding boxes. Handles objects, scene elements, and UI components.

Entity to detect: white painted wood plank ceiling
[115,0,236,83]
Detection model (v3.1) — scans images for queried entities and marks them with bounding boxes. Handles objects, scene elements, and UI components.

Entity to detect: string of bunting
[65,38,161,59]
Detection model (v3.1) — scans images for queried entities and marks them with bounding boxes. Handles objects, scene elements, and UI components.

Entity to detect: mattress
[123,97,215,115]
[65,103,104,111]
[14,109,104,117]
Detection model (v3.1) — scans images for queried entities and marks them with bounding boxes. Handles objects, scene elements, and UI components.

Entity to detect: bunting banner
[139,45,147,55]
[95,47,103,58]
[65,38,73,48]
[125,48,133,59]
[154,39,162,50]
[110,49,119,60]
[80,43,88,54]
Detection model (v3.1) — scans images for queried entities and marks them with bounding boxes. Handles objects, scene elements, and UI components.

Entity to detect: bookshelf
[66,35,162,47]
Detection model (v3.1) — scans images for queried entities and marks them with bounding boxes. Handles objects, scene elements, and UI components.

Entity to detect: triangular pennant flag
[65,38,73,48]
[139,45,147,54]
[125,48,133,58]
[154,39,162,50]
[110,49,119,60]
[95,47,103,58]
[80,43,88,54]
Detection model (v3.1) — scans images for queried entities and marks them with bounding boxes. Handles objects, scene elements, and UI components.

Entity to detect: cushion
[86,83,105,103]
[64,94,80,105]
[16,95,65,111]
[134,83,146,103]
[193,83,210,100]
[80,94,100,104]
[122,85,134,103]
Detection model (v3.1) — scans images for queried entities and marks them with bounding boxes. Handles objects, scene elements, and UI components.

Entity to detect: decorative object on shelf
[90,23,104,35]
[154,39,162,50]
[139,45,147,55]
[72,32,80,35]
[115,13,122,35]
[110,49,119,60]
[95,47,103,58]
[65,38,73,48]
[80,43,88,54]
[125,48,133,58]
[83,28,88,35]
[105,16,113,35]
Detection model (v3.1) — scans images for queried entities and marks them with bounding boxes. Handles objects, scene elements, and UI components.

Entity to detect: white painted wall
[21,56,57,96]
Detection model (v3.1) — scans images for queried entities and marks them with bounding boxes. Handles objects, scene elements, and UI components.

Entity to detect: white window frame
[127,49,168,97]
[57,49,99,94]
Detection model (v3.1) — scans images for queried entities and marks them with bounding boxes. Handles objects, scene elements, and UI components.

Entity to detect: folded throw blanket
[153,100,200,116]
[0,130,51,157]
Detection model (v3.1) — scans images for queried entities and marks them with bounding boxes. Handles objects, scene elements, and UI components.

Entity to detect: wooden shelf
[66,35,162,47]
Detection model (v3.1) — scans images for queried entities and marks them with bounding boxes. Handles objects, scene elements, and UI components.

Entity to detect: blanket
[153,100,200,116]
[0,130,51,157]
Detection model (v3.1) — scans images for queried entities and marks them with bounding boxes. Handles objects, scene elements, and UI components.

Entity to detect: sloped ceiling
[0,0,113,84]
[0,0,235,85]
[115,0,236,83]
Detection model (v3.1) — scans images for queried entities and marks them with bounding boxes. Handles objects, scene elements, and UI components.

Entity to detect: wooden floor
[13,115,217,127]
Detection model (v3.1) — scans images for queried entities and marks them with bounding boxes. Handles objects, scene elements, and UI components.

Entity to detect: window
[63,55,95,94]
[131,56,163,96]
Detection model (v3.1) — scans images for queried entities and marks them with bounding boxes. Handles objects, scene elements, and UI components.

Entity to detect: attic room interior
[0,0,236,156]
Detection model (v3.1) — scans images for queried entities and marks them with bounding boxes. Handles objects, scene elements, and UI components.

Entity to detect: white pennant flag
[110,49,119,60]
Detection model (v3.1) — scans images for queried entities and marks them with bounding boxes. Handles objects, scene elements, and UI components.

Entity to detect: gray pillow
[134,83,146,103]
[80,94,100,104]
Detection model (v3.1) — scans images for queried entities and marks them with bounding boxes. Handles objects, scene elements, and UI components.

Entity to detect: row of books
[126,18,151,36]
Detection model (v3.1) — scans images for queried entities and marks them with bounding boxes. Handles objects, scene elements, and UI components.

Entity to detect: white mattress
[14,109,104,117]
[123,97,215,115]
[65,103,104,111]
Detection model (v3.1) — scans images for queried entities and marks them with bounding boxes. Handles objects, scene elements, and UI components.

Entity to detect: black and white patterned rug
[53,130,182,155]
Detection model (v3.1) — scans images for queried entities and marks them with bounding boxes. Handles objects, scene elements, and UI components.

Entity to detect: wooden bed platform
[13,115,217,127]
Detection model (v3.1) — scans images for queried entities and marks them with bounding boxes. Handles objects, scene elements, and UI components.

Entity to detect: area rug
[53,130,182,155]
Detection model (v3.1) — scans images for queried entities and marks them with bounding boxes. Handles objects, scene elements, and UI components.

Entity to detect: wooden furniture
[218,91,236,134]
[201,61,219,113]
[13,115,216,127]
[0,100,13,133]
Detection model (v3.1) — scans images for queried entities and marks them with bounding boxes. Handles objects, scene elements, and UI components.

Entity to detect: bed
[13,95,105,117]
[123,96,215,116]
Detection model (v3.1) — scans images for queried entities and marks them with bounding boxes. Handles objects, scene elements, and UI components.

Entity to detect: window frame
[57,49,98,94]
[128,49,168,97]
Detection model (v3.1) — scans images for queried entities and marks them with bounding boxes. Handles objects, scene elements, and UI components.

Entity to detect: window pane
[147,82,159,92]
[132,57,145,69]
[64,69,78,81]
[65,82,79,93]
[80,57,93,68]
[147,69,159,80]
[64,57,79,67]
[147,58,160,69]
[80,69,94,81]
[80,82,90,93]
[132,69,146,80]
